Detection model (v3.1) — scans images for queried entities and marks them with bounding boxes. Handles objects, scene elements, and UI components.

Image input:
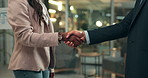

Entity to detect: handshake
[59,30,86,47]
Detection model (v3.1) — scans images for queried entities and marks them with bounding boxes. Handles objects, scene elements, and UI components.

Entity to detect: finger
[68,42,75,48]
[70,42,74,46]
[66,41,73,46]
[64,41,68,44]
[66,42,73,47]
[64,41,70,45]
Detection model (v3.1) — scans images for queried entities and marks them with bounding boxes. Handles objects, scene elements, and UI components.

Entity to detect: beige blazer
[8,0,59,71]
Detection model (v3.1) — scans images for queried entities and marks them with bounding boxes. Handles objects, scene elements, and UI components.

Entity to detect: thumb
[66,31,75,38]
[66,33,71,38]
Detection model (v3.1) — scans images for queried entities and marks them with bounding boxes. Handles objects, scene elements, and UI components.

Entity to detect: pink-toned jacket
[8,0,58,71]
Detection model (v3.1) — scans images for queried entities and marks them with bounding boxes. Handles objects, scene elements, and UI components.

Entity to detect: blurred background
[0,0,136,78]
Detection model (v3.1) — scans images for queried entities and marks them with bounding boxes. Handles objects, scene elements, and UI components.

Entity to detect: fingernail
[66,35,69,38]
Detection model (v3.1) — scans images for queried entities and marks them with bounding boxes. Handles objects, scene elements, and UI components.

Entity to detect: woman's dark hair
[27,0,43,25]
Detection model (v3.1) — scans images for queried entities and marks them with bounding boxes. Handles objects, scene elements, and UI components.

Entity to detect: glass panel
[69,0,111,53]
[113,0,135,57]
[48,0,136,78]
[48,0,111,77]
[0,0,8,8]
[0,30,13,64]
[0,0,136,78]
[49,0,111,53]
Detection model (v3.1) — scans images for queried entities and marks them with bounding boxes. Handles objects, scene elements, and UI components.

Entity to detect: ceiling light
[48,9,56,13]
[50,18,57,22]
[70,6,74,10]
[49,0,63,11]
[96,21,103,27]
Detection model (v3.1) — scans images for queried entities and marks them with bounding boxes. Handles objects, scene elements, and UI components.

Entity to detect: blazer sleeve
[8,0,59,47]
[88,8,134,45]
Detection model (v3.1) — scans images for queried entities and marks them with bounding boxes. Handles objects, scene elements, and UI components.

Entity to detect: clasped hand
[61,30,86,47]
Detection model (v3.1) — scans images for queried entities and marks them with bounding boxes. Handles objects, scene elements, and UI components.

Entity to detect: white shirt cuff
[84,31,90,44]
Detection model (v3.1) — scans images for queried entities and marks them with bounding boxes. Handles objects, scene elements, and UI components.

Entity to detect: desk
[79,52,102,78]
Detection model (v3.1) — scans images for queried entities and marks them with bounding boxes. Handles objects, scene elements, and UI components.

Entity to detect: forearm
[15,29,59,47]
[87,9,134,45]
[88,23,128,45]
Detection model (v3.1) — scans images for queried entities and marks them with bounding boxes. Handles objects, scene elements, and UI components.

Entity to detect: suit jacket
[87,0,148,78]
[8,0,59,71]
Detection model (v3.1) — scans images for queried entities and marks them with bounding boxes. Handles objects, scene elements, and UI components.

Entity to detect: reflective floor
[0,65,119,78]
[0,65,85,78]
[0,65,14,78]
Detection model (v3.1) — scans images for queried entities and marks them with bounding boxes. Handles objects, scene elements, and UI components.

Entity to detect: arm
[8,0,58,47]
[88,9,134,45]
[66,8,135,46]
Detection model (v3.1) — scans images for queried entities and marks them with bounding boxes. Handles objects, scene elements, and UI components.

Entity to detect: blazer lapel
[129,0,146,30]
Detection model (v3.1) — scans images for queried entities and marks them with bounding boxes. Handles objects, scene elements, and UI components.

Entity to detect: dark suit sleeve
[88,9,134,45]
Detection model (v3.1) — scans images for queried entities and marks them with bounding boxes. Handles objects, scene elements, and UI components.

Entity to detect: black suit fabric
[88,0,148,78]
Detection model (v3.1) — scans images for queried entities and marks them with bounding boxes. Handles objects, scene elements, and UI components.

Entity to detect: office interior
[0,0,136,78]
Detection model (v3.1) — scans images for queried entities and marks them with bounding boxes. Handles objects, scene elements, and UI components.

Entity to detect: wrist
[80,31,86,42]
[58,32,63,43]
